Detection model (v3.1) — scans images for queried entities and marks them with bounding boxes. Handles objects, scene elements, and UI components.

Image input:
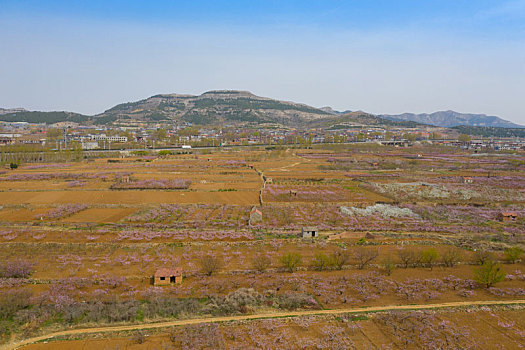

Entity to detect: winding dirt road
[5,299,525,350]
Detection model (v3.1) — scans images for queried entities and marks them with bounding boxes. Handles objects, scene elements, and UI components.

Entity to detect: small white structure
[81,141,99,150]
[87,134,128,142]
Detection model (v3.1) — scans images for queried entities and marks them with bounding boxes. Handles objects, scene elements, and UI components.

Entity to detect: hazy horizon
[1,0,524,124]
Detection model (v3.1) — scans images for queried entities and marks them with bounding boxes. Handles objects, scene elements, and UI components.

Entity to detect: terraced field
[1,145,524,349]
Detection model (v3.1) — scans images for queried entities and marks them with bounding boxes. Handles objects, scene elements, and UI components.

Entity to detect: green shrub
[280,252,302,273]
[381,255,396,276]
[420,248,439,270]
[474,261,506,288]
[311,252,331,271]
[158,150,172,156]
[504,246,524,264]
[131,150,149,156]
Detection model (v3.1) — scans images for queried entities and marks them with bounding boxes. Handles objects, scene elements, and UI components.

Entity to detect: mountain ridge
[96,90,335,126]
[380,110,523,128]
[0,91,521,129]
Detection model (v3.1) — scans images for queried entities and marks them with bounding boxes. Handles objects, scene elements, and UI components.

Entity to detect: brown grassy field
[1,145,524,348]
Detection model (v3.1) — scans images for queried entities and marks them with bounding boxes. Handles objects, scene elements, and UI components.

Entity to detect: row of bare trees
[197,245,523,276]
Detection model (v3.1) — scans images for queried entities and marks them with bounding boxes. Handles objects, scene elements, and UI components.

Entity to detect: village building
[0,133,21,145]
[81,141,99,150]
[301,226,318,238]
[51,121,79,129]
[119,175,131,183]
[249,206,262,226]
[462,176,473,184]
[497,212,518,222]
[153,267,183,285]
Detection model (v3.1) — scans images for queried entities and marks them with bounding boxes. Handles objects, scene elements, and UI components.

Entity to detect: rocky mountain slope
[97,90,333,126]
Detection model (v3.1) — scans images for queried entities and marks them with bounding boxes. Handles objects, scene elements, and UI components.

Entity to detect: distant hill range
[0,107,27,115]
[379,110,523,128]
[0,90,397,128]
[0,111,90,124]
[307,111,421,129]
[1,91,522,131]
[452,125,525,138]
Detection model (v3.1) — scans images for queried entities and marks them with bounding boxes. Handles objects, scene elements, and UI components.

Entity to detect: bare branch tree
[354,247,379,269]
[441,247,462,268]
[331,249,350,270]
[199,255,223,276]
[251,254,271,273]
[397,248,419,268]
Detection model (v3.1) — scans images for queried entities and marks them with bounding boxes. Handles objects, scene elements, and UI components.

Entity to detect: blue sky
[1,0,524,123]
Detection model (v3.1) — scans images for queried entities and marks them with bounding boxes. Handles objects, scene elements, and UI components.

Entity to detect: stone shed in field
[301,226,318,238]
[153,267,183,285]
[462,176,473,184]
[249,206,262,226]
[497,212,517,222]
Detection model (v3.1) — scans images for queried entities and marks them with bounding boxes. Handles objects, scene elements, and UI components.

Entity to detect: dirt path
[270,161,301,172]
[5,299,525,350]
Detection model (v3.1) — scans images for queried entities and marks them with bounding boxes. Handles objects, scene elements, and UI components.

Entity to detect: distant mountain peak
[379,110,523,128]
[95,90,334,126]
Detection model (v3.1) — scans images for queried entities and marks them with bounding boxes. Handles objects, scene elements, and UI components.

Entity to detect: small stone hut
[249,206,262,225]
[462,176,473,184]
[301,226,318,238]
[497,212,517,222]
[153,267,183,285]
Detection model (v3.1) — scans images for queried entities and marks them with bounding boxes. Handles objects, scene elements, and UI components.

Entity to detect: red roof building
[154,267,183,285]
[497,212,518,222]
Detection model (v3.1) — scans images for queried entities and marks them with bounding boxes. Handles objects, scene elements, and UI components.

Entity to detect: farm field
[1,144,524,349]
